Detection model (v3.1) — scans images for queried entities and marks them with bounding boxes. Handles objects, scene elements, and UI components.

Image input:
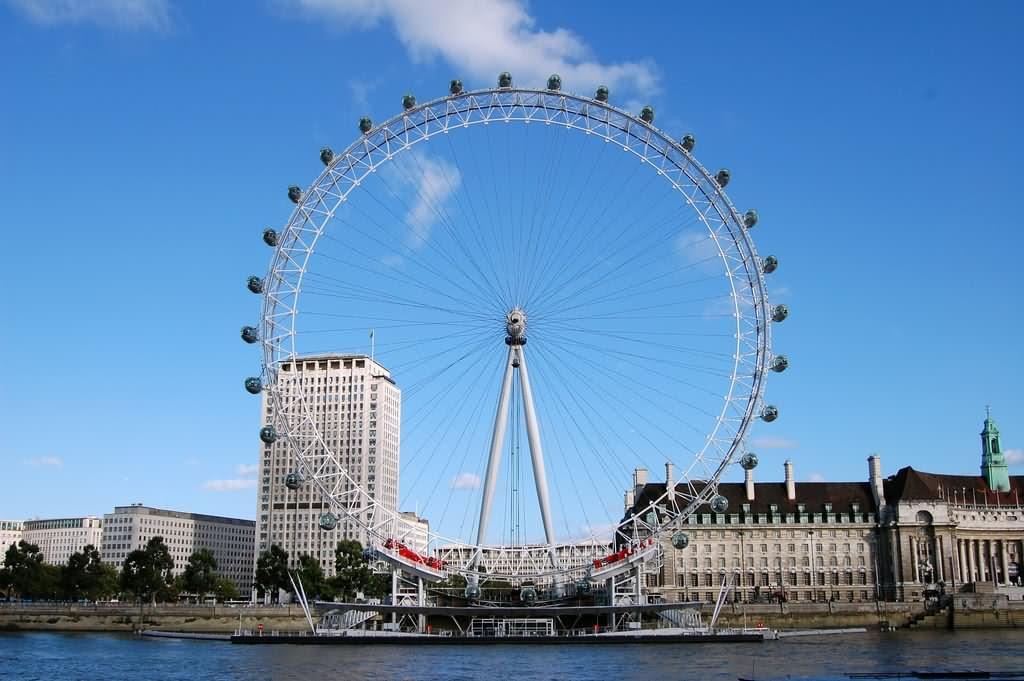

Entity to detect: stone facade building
[628,412,1022,604]
[877,411,1023,601]
[632,461,881,604]
[101,504,255,594]
[22,517,103,565]
[0,520,23,555]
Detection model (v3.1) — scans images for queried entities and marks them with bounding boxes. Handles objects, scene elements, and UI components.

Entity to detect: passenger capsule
[744,209,759,229]
[240,326,259,344]
[319,512,338,531]
[319,147,334,166]
[771,304,789,322]
[671,531,690,550]
[740,452,759,470]
[498,71,512,88]
[402,94,416,110]
[594,86,609,102]
[761,405,779,422]
[575,579,591,594]
[547,74,562,91]
[259,425,277,444]
[244,377,263,394]
[715,169,731,188]
[450,79,463,95]
[285,471,303,490]
[262,228,278,247]
[359,117,373,134]
[246,276,263,294]
[640,106,655,124]
[771,355,789,373]
[681,134,695,152]
[520,586,537,603]
[710,495,729,513]
[287,185,302,204]
[464,584,481,599]
[762,255,778,274]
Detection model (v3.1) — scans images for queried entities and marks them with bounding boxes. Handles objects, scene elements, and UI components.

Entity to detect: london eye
[241,73,787,596]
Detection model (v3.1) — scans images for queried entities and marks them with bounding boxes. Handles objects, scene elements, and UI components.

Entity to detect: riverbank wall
[2,599,1023,633]
[0,604,309,633]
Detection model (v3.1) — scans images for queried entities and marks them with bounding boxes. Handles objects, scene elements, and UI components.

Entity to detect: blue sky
[1,0,1022,530]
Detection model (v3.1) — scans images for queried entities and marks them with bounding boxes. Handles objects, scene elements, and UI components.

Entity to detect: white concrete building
[101,504,255,593]
[397,511,430,555]
[0,520,23,555]
[257,354,401,576]
[22,517,103,565]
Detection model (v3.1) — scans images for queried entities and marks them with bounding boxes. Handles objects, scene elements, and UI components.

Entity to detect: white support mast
[474,308,557,571]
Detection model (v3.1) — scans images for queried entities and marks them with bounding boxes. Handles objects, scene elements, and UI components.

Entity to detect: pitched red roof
[882,466,1024,504]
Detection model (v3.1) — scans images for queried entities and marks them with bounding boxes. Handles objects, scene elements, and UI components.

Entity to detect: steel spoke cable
[394,144,513,311]
[524,141,674,306]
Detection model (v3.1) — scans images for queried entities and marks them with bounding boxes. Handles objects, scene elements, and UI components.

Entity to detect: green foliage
[181,549,218,600]
[254,545,290,602]
[331,540,371,601]
[364,572,391,599]
[213,576,239,602]
[120,536,175,603]
[2,540,59,600]
[295,554,334,600]
[59,545,117,601]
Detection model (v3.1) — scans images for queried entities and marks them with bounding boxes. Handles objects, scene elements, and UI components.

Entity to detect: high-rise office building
[256,354,401,576]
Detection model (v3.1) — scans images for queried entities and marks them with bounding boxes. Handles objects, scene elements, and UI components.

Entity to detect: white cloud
[807,472,825,483]
[290,0,658,96]
[1006,449,1024,466]
[750,436,799,450]
[403,152,461,249]
[236,463,259,476]
[7,0,172,31]
[578,522,617,541]
[202,479,256,492]
[23,456,63,468]
[451,472,480,490]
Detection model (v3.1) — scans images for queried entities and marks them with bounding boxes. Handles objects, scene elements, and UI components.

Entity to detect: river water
[2,630,1023,680]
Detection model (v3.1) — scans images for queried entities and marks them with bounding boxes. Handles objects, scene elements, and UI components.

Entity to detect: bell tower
[981,406,1010,492]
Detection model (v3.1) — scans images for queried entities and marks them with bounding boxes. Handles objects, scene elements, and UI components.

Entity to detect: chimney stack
[745,467,755,501]
[784,459,796,501]
[624,488,635,511]
[868,454,885,511]
[633,468,648,497]
[665,462,675,501]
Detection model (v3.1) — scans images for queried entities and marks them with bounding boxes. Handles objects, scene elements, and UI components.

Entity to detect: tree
[295,554,334,600]
[120,536,175,603]
[181,549,218,600]
[331,540,371,601]
[254,545,290,603]
[213,576,239,602]
[3,540,57,600]
[82,546,120,602]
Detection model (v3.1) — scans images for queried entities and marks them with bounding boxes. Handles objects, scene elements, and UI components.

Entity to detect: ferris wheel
[241,73,787,590]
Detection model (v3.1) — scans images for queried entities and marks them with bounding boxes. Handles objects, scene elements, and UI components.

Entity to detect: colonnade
[954,537,1022,585]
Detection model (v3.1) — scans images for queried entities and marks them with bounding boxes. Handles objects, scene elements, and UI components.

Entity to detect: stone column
[966,538,976,583]
[957,538,966,583]
[910,538,920,583]
[936,536,944,582]
[1001,540,1011,585]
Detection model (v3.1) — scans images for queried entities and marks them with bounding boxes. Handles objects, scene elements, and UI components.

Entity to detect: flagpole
[370,329,375,364]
